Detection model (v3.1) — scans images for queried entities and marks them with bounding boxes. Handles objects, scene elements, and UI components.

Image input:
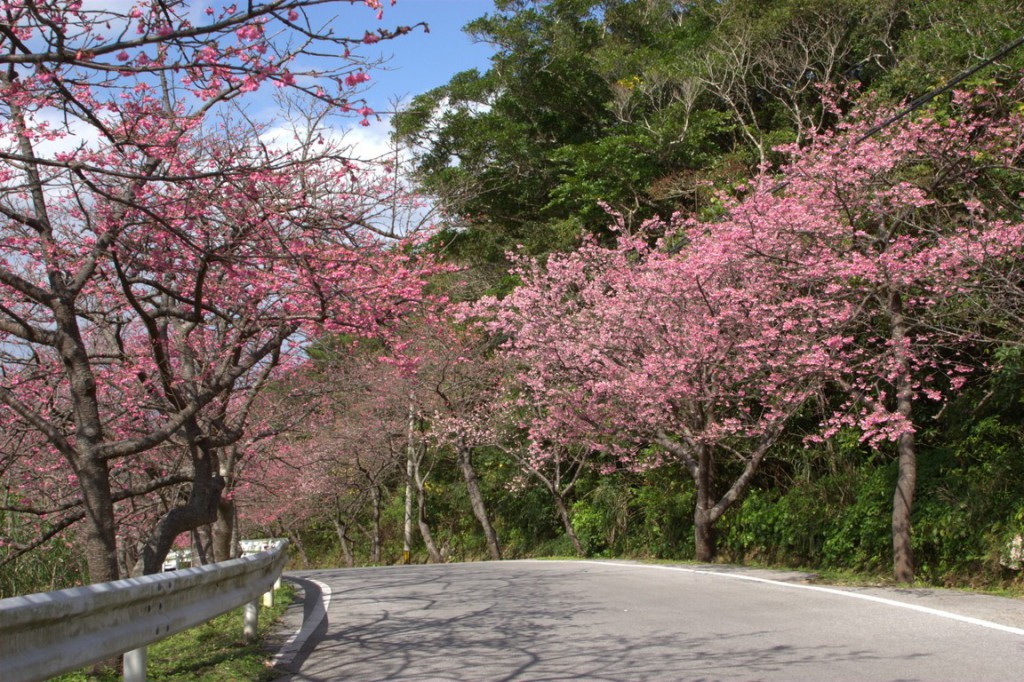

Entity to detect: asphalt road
[267,560,1024,681]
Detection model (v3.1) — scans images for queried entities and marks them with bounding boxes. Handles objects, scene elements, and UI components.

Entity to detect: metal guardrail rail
[0,540,288,682]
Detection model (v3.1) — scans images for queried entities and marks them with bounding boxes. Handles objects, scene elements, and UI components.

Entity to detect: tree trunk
[693,444,717,562]
[191,527,212,566]
[889,291,917,584]
[75,456,120,583]
[892,429,917,583]
[657,429,778,565]
[58,287,119,583]
[553,492,585,557]
[212,447,240,563]
[417,488,443,563]
[137,437,225,575]
[117,540,133,579]
[694,507,716,563]
[285,524,309,568]
[403,401,416,564]
[331,517,355,567]
[457,446,501,560]
[211,498,236,562]
[230,503,240,558]
[371,484,383,564]
[411,440,443,564]
[16,101,121,586]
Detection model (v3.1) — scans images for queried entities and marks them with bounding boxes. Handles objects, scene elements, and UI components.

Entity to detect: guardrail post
[124,647,147,682]
[244,599,259,641]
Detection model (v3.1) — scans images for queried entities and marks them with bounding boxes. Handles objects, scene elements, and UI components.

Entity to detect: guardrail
[161,537,287,571]
[0,540,288,682]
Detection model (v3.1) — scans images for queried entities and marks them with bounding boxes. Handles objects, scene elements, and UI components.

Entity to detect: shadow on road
[272,562,931,681]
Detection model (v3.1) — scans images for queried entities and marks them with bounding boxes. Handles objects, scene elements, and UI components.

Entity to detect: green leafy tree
[393,0,739,262]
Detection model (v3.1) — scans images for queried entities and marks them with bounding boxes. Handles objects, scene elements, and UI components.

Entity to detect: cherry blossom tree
[239,357,410,566]
[0,0,437,584]
[420,322,508,561]
[495,430,591,557]
[477,218,822,561]
[711,87,1024,582]
[242,311,516,565]
[479,80,1024,578]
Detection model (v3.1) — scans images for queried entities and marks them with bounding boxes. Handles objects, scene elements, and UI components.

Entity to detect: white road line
[271,578,332,667]
[578,560,1024,637]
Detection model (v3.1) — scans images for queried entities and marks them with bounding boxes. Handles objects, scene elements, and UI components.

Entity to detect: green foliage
[290,519,348,568]
[624,472,695,559]
[561,469,695,559]
[393,0,738,262]
[713,385,1024,585]
[230,2,1024,589]
[722,483,832,566]
[268,349,1024,588]
[303,333,385,368]
[570,499,609,556]
[817,464,896,573]
[421,462,494,562]
[528,534,580,558]
[486,458,565,558]
[879,0,1024,98]
[0,530,88,598]
[395,0,1024,275]
[912,419,1024,583]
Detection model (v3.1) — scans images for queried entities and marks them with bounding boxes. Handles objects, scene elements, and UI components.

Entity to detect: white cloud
[343,114,399,162]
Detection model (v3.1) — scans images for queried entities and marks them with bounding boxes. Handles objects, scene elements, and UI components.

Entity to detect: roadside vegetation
[263,0,1024,590]
[4,0,1024,623]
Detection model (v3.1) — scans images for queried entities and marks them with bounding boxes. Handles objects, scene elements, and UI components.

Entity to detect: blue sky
[365,0,497,111]
[324,0,497,158]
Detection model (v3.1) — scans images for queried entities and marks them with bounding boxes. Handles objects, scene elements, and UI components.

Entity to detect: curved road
[268,560,1024,681]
